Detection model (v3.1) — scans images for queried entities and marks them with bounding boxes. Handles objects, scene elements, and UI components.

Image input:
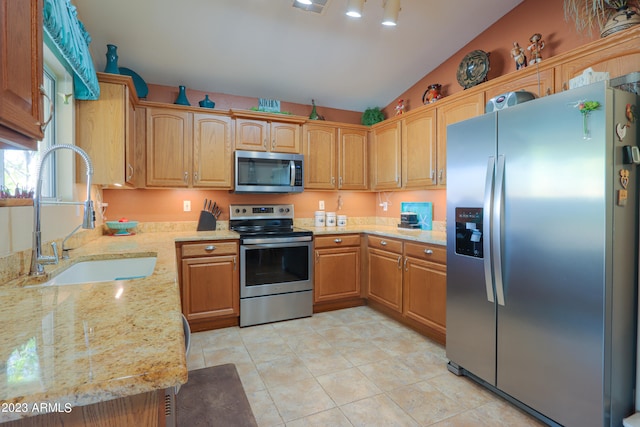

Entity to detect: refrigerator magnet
[616,123,627,142]
[618,189,628,206]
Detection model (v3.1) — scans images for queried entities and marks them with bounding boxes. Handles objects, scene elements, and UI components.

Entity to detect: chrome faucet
[29,144,95,276]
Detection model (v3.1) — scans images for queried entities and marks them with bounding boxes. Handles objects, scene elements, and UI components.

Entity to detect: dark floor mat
[176,363,258,427]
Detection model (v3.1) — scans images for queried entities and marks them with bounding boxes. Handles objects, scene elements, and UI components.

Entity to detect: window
[0,68,57,199]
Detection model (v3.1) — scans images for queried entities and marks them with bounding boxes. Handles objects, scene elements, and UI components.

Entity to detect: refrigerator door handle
[493,154,506,306]
[483,156,496,303]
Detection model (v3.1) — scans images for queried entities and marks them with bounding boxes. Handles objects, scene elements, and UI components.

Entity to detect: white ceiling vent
[292,0,330,14]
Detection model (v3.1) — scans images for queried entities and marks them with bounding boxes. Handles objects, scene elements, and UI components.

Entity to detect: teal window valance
[43,0,99,100]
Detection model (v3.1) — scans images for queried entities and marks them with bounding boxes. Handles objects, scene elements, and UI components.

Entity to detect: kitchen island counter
[0,229,237,423]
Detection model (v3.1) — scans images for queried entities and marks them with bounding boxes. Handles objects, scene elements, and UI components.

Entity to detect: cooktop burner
[229,204,312,242]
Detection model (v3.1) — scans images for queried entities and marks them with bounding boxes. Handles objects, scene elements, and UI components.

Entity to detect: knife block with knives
[197,199,222,231]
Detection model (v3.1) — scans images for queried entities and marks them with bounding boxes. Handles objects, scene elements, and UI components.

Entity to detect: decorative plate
[118,67,149,98]
[456,50,490,89]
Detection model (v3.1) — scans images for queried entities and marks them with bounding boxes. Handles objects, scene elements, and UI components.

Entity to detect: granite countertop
[0,229,237,422]
[306,224,447,246]
[0,225,443,422]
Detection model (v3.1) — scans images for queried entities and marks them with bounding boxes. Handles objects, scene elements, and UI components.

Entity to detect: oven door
[240,240,313,298]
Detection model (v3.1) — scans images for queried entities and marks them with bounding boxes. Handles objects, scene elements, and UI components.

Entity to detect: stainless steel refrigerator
[446,81,638,427]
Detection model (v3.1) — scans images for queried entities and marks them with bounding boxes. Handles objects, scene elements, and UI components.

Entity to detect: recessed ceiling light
[296,0,313,4]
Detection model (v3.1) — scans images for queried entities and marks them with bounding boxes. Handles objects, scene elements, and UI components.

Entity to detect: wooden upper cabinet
[0,0,44,149]
[371,120,402,190]
[235,118,268,151]
[338,126,368,190]
[232,110,305,153]
[76,74,138,186]
[436,92,485,186]
[270,121,300,153]
[484,67,555,100]
[303,123,337,189]
[402,109,437,189]
[146,107,192,187]
[192,113,232,188]
[554,27,640,92]
[303,122,368,190]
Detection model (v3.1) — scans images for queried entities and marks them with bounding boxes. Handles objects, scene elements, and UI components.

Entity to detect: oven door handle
[241,236,312,246]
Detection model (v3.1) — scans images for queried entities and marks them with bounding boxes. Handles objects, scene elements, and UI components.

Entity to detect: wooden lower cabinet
[313,234,363,311]
[367,236,403,313]
[366,236,447,344]
[402,242,447,343]
[178,240,239,332]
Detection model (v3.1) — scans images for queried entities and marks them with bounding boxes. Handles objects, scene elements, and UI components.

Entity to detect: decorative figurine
[423,84,443,104]
[395,99,405,116]
[527,33,545,65]
[511,42,527,70]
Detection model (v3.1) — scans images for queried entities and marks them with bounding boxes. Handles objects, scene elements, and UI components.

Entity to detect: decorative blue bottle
[104,44,120,74]
[174,86,190,106]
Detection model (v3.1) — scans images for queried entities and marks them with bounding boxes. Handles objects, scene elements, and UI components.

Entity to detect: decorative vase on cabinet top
[174,85,190,106]
[104,44,120,74]
[198,95,215,108]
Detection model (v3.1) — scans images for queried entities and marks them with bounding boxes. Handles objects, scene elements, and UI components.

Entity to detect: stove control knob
[234,208,240,214]
[279,208,284,213]
[285,208,290,213]
[242,208,247,213]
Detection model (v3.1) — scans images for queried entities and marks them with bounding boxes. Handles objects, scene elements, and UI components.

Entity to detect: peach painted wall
[102,188,447,223]
[382,0,599,116]
[145,84,363,125]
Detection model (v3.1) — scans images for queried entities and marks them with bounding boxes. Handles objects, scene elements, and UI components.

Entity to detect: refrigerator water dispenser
[455,208,483,258]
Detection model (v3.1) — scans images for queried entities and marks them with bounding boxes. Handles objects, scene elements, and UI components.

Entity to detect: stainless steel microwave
[234,150,304,193]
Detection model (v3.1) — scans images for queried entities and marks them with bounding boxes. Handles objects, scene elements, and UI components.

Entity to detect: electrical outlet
[319,200,325,210]
[382,202,388,211]
[183,200,191,212]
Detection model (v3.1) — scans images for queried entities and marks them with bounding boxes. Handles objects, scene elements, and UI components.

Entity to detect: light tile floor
[187,306,545,427]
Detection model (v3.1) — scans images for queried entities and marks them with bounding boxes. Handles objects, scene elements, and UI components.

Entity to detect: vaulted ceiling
[74,0,523,112]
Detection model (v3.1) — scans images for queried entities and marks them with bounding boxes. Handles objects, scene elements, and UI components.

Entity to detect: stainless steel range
[230,204,313,327]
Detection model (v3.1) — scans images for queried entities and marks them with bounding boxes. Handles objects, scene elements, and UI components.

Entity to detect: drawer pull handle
[205,245,216,251]
[380,240,387,246]
[334,238,342,243]
[397,255,402,269]
[404,257,408,271]
[424,249,433,255]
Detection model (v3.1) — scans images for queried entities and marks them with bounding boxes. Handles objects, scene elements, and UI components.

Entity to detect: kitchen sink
[41,256,157,286]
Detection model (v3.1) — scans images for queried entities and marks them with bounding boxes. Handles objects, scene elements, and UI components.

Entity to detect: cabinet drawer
[315,234,360,249]
[181,241,238,257]
[404,242,446,264]
[368,235,402,253]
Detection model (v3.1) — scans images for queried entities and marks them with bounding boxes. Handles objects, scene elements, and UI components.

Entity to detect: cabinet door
[125,94,137,186]
[338,127,368,190]
[235,118,268,151]
[368,247,403,313]
[403,256,447,336]
[554,31,640,92]
[192,113,232,188]
[402,109,436,188]
[146,108,192,187]
[436,92,485,186]
[484,67,555,100]
[0,0,43,149]
[270,121,301,153]
[182,255,239,321]
[371,121,402,190]
[303,123,336,189]
[314,246,361,303]
[76,80,127,185]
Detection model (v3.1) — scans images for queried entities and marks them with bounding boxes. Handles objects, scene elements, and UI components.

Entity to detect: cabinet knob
[338,177,343,187]
[194,171,199,182]
[439,169,444,182]
[205,245,216,251]
[424,249,433,255]
[183,172,188,183]
[380,240,387,246]
[334,238,342,244]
